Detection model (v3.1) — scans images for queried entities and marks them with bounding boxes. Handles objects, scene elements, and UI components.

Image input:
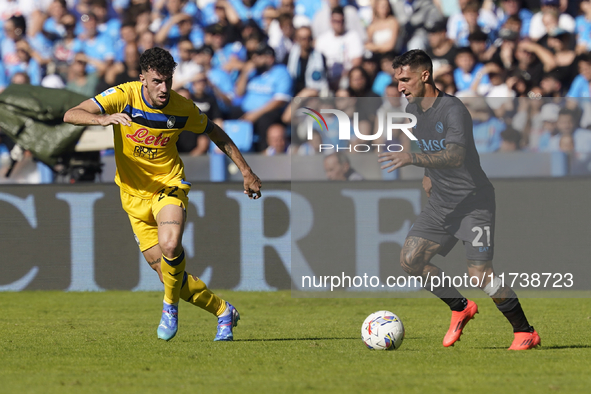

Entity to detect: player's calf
[481,274,538,348]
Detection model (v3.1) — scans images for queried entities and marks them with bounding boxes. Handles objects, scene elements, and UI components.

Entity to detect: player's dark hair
[139,47,177,76]
[392,49,434,79]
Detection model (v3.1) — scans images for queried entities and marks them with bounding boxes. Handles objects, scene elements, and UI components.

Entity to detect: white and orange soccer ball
[361,311,405,350]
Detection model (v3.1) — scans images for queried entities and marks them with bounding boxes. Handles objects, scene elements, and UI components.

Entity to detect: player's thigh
[121,190,160,253]
[152,185,190,252]
[455,207,495,261]
[406,203,458,263]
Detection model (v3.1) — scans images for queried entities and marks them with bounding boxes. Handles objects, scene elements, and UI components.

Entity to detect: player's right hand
[99,113,131,127]
[243,170,262,200]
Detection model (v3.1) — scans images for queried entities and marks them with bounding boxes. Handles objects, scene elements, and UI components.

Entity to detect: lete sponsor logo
[126,128,171,146]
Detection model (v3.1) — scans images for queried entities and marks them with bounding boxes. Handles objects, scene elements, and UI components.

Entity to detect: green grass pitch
[1,291,590,393]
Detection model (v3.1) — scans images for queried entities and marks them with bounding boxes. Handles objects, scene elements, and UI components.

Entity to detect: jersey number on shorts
[471,226,491,247]
[158,186,179,202]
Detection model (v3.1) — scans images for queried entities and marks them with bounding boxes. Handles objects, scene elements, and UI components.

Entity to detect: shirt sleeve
[443,102,469,147]
[186,103,214,134]
[92,85,129,114]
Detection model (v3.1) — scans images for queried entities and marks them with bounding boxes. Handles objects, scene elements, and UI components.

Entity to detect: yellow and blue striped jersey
[93,81,212,199]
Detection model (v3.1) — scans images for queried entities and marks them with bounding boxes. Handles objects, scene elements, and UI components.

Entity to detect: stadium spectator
[9,39,42,85]
[495,0,532,38]
[130,3,152,36]
[297,129,322,155]
[192,44,235,113]
[529,0,575,41]
[371,52,395,96]
[207,23,247,83]
[10,71,30,85]
[364,0,398,55]
[453,47,488,92]
[226,0,273,28]
[234,43,292,151]
[72,12,115,77]
[264,123,290,155]
[559,134,575,153]
[200,0,240,30]
[548,108,591,153]
[154,8,204,56]
[499,126,522,151]
[1,15,28,72]
[175,78,221,156]
[171,39,202,89]
[575,0,591,54]
[447,0,498,48]
[539,71,564,97]
[468,29,494,64]
[43,0,68,41]
[391,0,443,51]
[347,66,378,98]
[266,12,294,64]
[312,0,367,43]
[138,30,155,53]
[113,23,138,64]
[465,97,504,153]
[315,6,364,92]
[374,81,411,152]
[567,53,591,98]
[286,25,328,97]
[323,152,364,180]
[529,102,560,151]
[91,0,121,43]
[99,42,141,90]
[52,13,77,80]
[426,19,458,77]
[66,52,100,97]
[511,39,556,88]
[541,29,577,89]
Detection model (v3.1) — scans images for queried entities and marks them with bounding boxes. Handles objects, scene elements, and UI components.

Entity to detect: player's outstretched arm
[63,98,131,127]
[378,143,465,172]
[208,123,262,199]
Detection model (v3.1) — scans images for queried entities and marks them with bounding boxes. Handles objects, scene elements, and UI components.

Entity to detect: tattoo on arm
[159,221,181,226]
[411,143,465,169]
[148,257,161,267]
[215,140,233,157]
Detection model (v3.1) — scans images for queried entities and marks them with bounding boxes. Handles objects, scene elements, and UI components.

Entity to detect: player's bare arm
[378,143,465,172]
[63,98,131,127]
[208,123,262,199]
[422,175,432,197]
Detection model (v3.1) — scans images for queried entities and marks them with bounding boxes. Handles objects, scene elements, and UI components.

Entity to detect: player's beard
[150,90,169,108]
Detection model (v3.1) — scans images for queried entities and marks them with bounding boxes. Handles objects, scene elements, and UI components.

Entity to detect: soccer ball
[361,311,405,350]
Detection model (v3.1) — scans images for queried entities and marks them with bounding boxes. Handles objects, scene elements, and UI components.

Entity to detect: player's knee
[400,249,424,276]
[159,238,182,259]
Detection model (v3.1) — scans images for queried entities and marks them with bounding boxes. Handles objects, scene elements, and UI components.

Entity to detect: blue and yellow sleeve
[93,85,128,115]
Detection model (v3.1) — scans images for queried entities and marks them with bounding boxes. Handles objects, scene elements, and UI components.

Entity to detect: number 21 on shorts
[471,226,491,247]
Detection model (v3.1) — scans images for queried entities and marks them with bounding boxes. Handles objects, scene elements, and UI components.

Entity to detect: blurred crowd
[0,0,591,158]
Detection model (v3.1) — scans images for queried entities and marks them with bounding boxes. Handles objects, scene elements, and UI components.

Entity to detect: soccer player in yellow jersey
[63,47,262,341]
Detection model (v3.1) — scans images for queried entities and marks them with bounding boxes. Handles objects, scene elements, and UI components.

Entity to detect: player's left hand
[378,152,412,172]
[243,170,262,199]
